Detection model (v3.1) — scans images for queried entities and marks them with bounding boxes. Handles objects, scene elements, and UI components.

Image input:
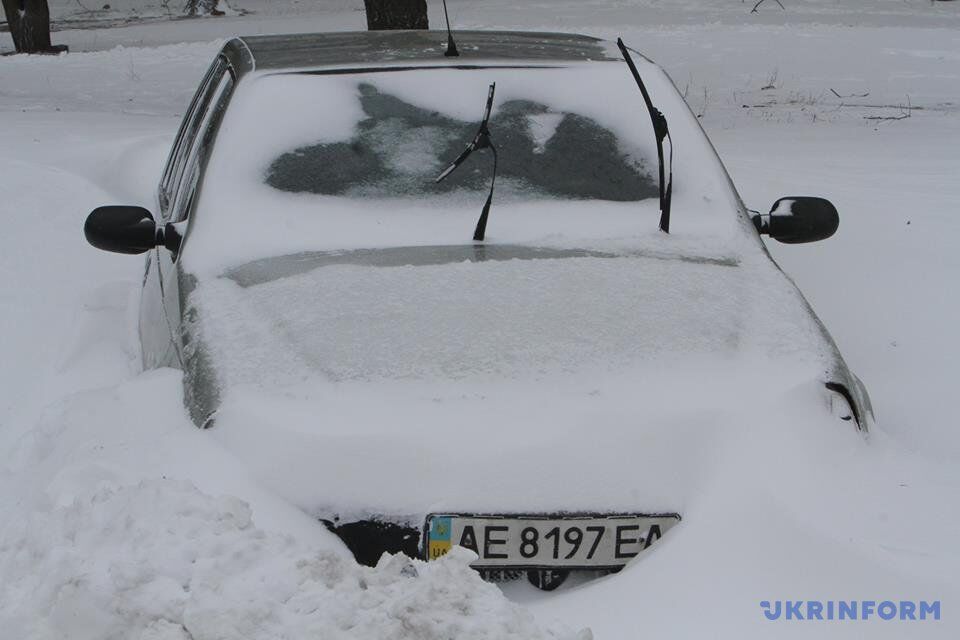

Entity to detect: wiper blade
[435,83,499,241]
[435,83,494,182]
[617,38,673,234]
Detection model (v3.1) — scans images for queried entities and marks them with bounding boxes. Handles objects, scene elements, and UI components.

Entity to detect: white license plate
[425,513,680,569]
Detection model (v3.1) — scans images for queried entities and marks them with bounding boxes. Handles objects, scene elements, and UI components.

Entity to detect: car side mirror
[752,197,839,244]
[84,206,181,255]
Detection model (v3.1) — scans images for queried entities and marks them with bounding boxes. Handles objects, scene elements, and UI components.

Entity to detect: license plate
[424,513,680,569]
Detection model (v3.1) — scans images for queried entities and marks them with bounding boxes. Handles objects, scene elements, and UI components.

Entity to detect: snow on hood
[188,246,837,521]
[209,358,827,524]
[199,249,751,385]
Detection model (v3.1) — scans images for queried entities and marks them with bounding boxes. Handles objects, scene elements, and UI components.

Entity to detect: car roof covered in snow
[222,30,618,76]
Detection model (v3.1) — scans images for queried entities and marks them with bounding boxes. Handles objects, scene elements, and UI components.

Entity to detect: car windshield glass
[264,80,658,202]
[189,63,744,275]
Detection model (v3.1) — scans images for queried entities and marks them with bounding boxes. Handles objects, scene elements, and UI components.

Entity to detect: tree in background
[185,0,226,16]
[2,0,64,53]
[363,0,428,30]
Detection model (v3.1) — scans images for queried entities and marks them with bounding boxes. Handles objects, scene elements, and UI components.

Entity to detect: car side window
[158,56,228,219]
[168,69,234,224]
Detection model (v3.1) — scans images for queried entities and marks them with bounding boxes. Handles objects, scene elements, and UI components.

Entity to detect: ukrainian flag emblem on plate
[428,516,452,560]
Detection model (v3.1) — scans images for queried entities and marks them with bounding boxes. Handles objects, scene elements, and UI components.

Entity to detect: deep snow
[1,1,959,638]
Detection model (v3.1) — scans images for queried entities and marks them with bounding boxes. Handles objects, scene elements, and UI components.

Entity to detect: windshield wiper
[617,38,673,233]
[435,82,498,241]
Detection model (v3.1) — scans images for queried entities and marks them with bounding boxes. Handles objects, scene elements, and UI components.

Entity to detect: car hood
[188,244,786,387]
[208,356,828,525]
[184,244,847,523]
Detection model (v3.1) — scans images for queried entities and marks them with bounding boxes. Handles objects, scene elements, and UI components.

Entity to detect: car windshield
[188,63,744,276]
[263,81,658,202]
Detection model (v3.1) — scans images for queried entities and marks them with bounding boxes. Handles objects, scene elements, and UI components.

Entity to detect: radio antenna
[441,0,460,57]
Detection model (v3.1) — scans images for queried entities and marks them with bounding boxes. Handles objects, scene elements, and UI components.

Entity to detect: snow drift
[0,479,586,640]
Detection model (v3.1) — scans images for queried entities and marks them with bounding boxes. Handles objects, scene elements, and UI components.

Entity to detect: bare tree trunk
[363,0,428,30]
[185,0,222,16]
[2,0,56,53]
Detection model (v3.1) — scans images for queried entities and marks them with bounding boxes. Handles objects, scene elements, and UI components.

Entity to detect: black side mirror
[752,197,839,244]
[84,206,182,255]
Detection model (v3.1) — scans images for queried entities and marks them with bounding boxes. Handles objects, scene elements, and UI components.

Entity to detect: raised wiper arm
[617,38,673,234]
[435,83,499,241]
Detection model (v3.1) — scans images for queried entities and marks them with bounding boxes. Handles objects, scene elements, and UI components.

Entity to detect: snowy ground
[1,1,958,638]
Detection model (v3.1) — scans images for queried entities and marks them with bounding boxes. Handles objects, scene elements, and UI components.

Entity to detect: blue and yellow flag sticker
[428,516,452,560]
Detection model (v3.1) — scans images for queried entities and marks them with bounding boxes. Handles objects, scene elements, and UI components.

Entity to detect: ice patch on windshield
[381,125,447,176]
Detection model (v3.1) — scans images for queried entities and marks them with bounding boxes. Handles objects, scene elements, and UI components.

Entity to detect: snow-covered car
[83,30,873,590]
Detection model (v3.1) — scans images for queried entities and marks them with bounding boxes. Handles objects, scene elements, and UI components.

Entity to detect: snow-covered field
[1,1,958,638]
